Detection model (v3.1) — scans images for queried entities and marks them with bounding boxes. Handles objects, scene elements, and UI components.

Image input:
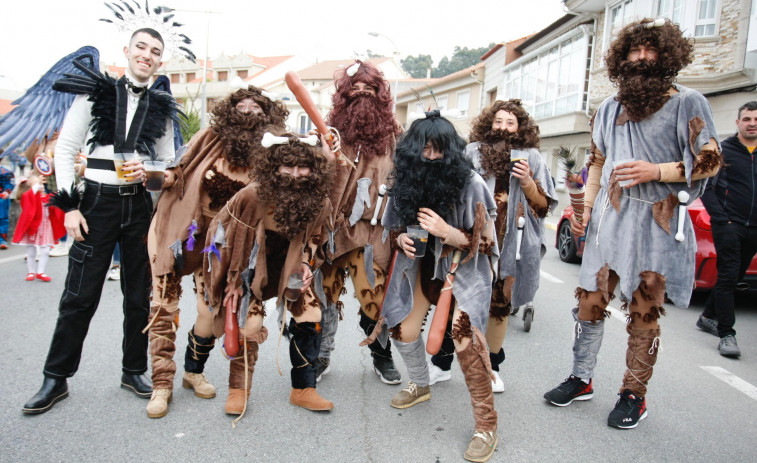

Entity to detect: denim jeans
[702,222,757,337]
[43,180,153,379]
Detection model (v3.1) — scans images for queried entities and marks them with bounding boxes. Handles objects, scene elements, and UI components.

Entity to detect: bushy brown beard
[258,172,326,240]
[328,93,394,158]
[214,110,266,169]
[616,60,672,122]
[479,129,531,178]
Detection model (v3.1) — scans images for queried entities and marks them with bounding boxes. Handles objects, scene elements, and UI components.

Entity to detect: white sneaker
[491,370,505,393]
[108,266,121,281]
[49,241,70,257]
[428,361,451,385]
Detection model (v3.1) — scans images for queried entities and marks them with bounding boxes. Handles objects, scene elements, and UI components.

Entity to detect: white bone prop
[261,90,279,101]
[516,216,526,260]
[675,190,690,242]
[346,62,360,76]
[371,184,388,225]
[261,132,318,148]
[645,18,666,28]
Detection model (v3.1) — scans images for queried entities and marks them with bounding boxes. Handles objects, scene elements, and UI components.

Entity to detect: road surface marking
[540,270,564,283]
[700,366,757,401]
[606,305,627,323]
[0,254,26,265]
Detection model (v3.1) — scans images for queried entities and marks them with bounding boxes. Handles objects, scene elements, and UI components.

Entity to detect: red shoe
[25,273,36,281]
[0,243,8,250]
[36,273,52,282]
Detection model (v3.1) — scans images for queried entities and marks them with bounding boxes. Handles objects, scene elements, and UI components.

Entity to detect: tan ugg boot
[289,388,334,411]
[225,388,250,415]
[146,389,172,419]
[224,341,258,415]
[182,372,216,399]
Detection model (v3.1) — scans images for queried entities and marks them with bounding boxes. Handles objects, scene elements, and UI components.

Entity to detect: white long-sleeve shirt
[54,74,175,193]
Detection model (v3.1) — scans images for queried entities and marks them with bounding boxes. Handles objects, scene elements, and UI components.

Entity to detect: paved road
[1,226,755,462]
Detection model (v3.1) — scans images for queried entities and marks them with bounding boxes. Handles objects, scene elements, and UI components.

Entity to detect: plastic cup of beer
[144,160,168,192]
[284,271,306,302]
[614,157,634,187]
[114,152,138,180]
[406,225,429,257]
[509,149,528,170]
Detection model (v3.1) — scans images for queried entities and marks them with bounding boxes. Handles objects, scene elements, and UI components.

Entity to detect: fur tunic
[581,85,719,307]
[380,172,498,333]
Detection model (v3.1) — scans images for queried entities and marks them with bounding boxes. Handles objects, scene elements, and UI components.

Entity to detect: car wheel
[557,220,580,263]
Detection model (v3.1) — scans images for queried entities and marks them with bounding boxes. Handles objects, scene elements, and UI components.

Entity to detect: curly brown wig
[605,19,693,122]
[209,86,290,170]
[469,99,540,178]
[254,133,334,240]
[326,60,402,159]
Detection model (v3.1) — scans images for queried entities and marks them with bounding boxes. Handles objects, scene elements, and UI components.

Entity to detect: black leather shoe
[121,373,152,398]
[22,377,69,415]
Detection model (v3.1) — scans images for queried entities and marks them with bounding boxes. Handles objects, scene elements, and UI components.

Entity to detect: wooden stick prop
[426,250,463,355]
[359,249,399,347]
[284,71,355,169]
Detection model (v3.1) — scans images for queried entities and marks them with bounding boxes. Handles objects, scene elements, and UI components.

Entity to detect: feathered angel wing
[0,46,100,157]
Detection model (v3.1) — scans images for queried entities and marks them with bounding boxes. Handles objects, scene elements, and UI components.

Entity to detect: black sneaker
[315,357,331,383]
[373,356,401,384]
[607,390,647,429]
[544,375,593,406]
[696,315,718,337]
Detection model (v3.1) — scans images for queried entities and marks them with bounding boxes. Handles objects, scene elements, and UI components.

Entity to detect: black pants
[702,222,757,338]
[43,180,153,379]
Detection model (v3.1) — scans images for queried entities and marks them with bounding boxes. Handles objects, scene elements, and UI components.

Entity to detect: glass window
[656,0,683,24]
[217,71,228,82]
[237,70,248,79]
[695,0,718,37]
[170,73,180,84]
[457,90,470,117]
[436,95,448,111]
[186,72,195,82]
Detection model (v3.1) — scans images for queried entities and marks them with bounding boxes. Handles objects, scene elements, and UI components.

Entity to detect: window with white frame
[695,0,719,37]
[503,33,587,119]
[436,95,448,112]
[457,90,470,117]
[656,0,683,24]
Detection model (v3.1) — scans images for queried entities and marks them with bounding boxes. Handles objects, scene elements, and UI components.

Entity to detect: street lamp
[367,32,400,113]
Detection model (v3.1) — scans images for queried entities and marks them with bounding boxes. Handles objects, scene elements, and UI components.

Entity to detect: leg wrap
[289,319,321,389]
[184,327,216,374]
[457,327,497,432]
[621,325,661,397]
[359,311,393,360]
[392,336,429,387]
[318,301,339,360]
[430,316,455,371]
[229,341,259,391]
[571,307,605,380]
[489,348,505,372]
[148,302,180,390]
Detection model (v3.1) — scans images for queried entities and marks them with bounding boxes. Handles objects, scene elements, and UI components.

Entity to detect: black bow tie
[125,80,145,94]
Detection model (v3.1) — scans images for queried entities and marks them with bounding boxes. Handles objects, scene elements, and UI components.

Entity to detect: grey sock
[392,337,430,387]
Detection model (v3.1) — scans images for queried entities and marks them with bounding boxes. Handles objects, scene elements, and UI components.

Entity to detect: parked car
[554,199,757,292]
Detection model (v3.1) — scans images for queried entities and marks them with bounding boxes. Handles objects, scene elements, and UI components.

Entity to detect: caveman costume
[317,60,403,383]
[544,19,721,429]
[203,132,335,418]
[145,86,288,418]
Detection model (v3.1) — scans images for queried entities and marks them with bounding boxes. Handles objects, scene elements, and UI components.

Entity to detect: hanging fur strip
[48,182,83,213]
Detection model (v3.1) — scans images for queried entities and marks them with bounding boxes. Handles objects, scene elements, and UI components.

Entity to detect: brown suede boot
[621,325,661,396]
[225,341,258,415]
[148,302,179,392]
[289,388,334,411]
[457,328,498,463]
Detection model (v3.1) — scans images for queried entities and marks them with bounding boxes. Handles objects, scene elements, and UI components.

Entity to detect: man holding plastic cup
[23,28,179,415]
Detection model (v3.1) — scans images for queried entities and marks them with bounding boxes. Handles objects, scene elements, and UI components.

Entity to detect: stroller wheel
[523,305,534,332]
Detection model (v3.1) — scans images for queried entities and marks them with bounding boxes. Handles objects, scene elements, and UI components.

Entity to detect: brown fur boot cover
[620,325,661,397]
[149,302,180,390]
[226,341,259,415]
[456,327,497,432]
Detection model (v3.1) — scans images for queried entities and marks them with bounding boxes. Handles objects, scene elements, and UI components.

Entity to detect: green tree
[400,54,434,78]
[431,43,495,78]
[179,111,201,143]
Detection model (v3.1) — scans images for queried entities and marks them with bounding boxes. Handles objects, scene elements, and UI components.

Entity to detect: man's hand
[299,262,314,293]
[163,169,176,189]
[418,207,450,239]
[318,134,337,162]
[614,160,661,188]
[570,207,591,237]
[511,159,533,187]
[223,285,243,314]
[397,233,416,259]
[64,210,89,241]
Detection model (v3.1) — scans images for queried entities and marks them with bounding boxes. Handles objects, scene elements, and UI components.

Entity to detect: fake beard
[217,110,265,169]
[479,129,530,179]
[263,173,325,240]
[616,60,672,122]
[334,93,393,158]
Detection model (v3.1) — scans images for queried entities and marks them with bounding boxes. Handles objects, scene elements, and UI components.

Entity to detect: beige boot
[289,388,334,411]
[146,389,172,419]
[225,341,258,415]
[464,431,498,462]
[182,372,216,399]
[225,388,250,415]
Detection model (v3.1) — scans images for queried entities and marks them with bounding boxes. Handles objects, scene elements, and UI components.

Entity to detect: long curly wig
[210,86,290,169]
[469,99,540,178]
[387,111,472,228]
[605,19,693,121]
[254,132,334,240]
[326,60,401,159]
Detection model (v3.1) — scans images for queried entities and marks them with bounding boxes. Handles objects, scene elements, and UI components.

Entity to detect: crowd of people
[6,17,755,463]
